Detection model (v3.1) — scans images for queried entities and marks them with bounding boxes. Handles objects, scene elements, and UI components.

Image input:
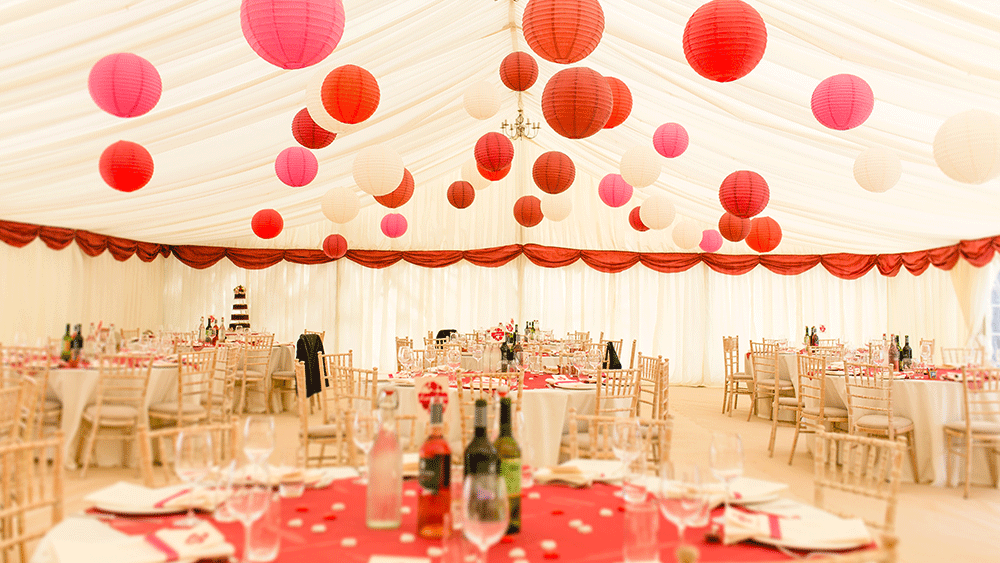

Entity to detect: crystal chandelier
[501,108,540,140]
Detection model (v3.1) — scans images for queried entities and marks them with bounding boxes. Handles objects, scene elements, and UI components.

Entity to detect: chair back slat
[139,422,238,487]
[942,347,984,367]
[635,354,668,420]
[796,354,828,421]
[596,368,640,417]
[843,362,897,437]
[0,433,64,561]
[960,368,1000,421]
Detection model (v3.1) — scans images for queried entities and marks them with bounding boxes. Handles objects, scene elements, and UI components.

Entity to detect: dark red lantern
[292,108,336,149]
[374,168,414,208]
[447,181,475,209]
[523,0,605,64]
[474,132,514,172]
[629,206,649,232]
[603,77,632,129]
[682,0,767,83]
[718,212,751,242]
[478,162,511,181]
[99,140,154,192]
[719,170,769,219]
[321,64,380,124]
[322,234,348,259]
[532,151,575,194]
[746,216,781,253]
[499,52,539,92]
[251,209,284,239]
[514,195,544,227]
[541,67,614,139]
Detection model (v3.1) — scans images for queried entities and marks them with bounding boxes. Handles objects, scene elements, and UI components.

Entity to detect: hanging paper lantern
[747,216,781,253]
[514,195,544,227]
[292,108,336,149]
[682,0,767,82]
[99,141,154,192]
[240,0,345,69]
[628,207,649,232]
[718,212,751,242]
[604,77,632,129]
[274,146,318,187]
[672,219,701,250]
[305,65,354,134]
[853,147,901,193]
[463,81,501,120]
[700,229,724,252]
[320,186,360,223]
[598,174,633,208]
[532,151,575,194]
[811,74,874,131]
[719,170,769,218]
[523,0,605,64]
[322,234,348,259]
[653,123,689,158]
[462,158,492,190]
[933,110,1000,184]
[352,144,404,196]
[374,168,415,208]
[478,162,511,181]
[447,181,476,209]
[639,193,676,230]
[88,54,162,118]
[474,132,514,172]
[541,67,614,139]
[540,194,572,222]
[381,213,408,238]
[620,145,662,188]
[321,64,380,124]
[499,52,539,91]
[251,209,283,239]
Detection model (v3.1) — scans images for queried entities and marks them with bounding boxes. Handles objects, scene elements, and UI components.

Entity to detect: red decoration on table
[543,553,560,559]
[478,162,510,181]
[628,206,649,232]
[682,0,767,82]
[447,181,476,209]
[551,509,564,515]
[292,108,336,149]
[99,141,154,192]
[251,209,284,239]
[603,77,632,129]
[541,67,614,139]
[514,196,544,228]
[522,0,605,64]
[295,505,309,512]
[474,132,514,172]
[500,536,515,544]
[533,151,576,194]
[240,0,345,69]
[719,170,769,218]
[653,123,689,158]
[700,229,724,252]
[811,74,875,131]
[274,146,318,187]
[380,213,408,238]
[718,211,751,242]
[322,234,348,260]
[598,174,633,208]
[499,51,539,91]
[324,513,338,520]
[374,169,415,208]
[417,380,449,410]
[321,65,380,124]
[88,53,162,118]
[746,216,781,253]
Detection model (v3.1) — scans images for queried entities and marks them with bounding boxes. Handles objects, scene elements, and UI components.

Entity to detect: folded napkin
[85,482,216,513]
[533,465,592,487]
[703,477,788,507]
[723,507,871,549]
[266,465,355,488]
[535,459,626,487]
[51,521,234,563]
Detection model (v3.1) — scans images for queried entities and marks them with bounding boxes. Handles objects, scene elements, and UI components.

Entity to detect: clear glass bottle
[366,388,403,529]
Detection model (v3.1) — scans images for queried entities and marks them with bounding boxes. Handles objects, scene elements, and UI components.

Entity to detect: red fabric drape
[2,219,999,280]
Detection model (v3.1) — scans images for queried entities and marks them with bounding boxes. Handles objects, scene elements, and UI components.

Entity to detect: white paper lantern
[320,186,360,224]
[671,218,701,249]
[461,158,491,190]
[540,194,572,222]
[353,144,404,196]
[463,81,501,120]
[933,110,1000,184]
[639,193,675,230]
[305,65,353,134]
[853,146,901,193]
[620,145,662,188]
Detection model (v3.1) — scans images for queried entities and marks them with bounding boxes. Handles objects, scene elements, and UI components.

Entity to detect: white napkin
[723,508,871,549]
[51,521,234,563]
[703,477,789,506]
[85,482,203,513]
[534,458,626,486]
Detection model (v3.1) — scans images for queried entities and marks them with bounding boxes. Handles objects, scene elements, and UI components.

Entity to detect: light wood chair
[315,349,352,413]
[750,340,779,354]
[598,338,623,362]
[293,361,350,467]
[944,367,1000,498]
[120,328,141,342]
[867,338,888,365]
[625,339,637,369]
[843,362,920,482]
[809,344,846,362]
[78,356,153,477]
[0,433,64,563]
[236,332,275,413]
[0,377,39,444]
[325,365,380,419]
[138,422,239,487]
[570,331,590,346]
[636,354,669,420]
[942,347,985,367]
[596,368,641,417]
[455,372,524,445]
[817,338,841,347]
[564,409,672,467]
[1,345,59,439]
[788,354,849,464]
[750,349,796,456]
[148,348,216,428]
[208,343,241,424]
[722,336,754,416]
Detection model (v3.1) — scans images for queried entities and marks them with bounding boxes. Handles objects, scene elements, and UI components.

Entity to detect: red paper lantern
[478,162,511,181]
[523,0,605,64]
[682,0,767,83]
[447,181,476,209]
[499,52,539,91]
[719,170,769,219]
[718,212,751,242]
[374,168,415,208]
[603,77,632,129]
[514,195,544,227]
[381,213,407,238]
[240,0,345,69]
[321,65,380,125]
[474,132,514,172]
[99,141,154,192]
[532,151,575,194]
[598,174,633,208]
[700,229,724,252]
[653,123,689,158]
[746,216,781,253]
[541,67,614,139]
[629,206,649,232]
[292,108,336,149]
[88,53,162,118]
[275,146,318,187]
[251,209,284,239]
[811,74,874,131]
[322,234,348,259]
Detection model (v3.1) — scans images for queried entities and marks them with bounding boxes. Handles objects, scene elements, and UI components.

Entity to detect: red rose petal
[500,536,514,544]
[544,553,560,559]
[324,514,338,521]
[551,509,564,515]
[296,506,309,512]
[617,506,626,512]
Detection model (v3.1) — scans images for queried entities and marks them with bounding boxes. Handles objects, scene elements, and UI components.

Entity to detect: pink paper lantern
[699,229,723,252]
[252,209,284,239]
[381,213,408,238]
[240,0,346,69]
[275,147,318,187]
[88,53,162,118]
[653,123,689,158]
[811,74,874,131]
[322,234,348,259]
[598,174,633,208]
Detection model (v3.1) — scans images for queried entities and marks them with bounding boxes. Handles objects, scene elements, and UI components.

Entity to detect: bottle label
[500,458,521,499]
[419,454,450,493]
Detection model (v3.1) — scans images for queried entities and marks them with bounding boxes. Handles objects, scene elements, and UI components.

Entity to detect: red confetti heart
[544,553,560,559]
[500,536,514,544]
[551,509,564,515]
[296,506,309,512]
[617,506,626,512]
[324,514,338,521]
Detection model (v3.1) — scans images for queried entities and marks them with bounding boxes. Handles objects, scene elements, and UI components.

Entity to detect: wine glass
[426,346,438,368]
[471,345,484,372]
[709,432,744,524]
[447,347,462,374]
[612,418,643,497]
[587,347,602,371]
[243,415,275,464]
[659,461,709,547]
[352,409,379,484]
[462,473,509,563]
[571,351,586,378]
[398,345,414,377]
[226,463,271,563]
[175,428,214,527]
[922,342,934,366]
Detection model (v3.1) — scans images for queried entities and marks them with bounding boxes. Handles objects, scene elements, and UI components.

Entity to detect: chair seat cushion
[82,404,139,424]
[242,369,267,380]
[757,378,793,389]
[731,372,753,381]
[777,396,799,406]
[855,414,914,431]
[44,399,62,411]
[148,401,208,417]
[804,406,849,419]
[944,420,1000,435]
[308,424,345,439]
[271,370,295,378]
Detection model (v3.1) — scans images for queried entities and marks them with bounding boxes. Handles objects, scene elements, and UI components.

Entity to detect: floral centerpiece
[490,319,516,342]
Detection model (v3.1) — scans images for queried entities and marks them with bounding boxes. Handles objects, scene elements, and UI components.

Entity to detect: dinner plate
[751,528,872,551]
[392,379,416,387]
[90,502,186,516]
[552,381,595,390]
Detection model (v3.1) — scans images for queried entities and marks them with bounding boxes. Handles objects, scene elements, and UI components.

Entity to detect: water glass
[622,455,649,504]
[471,346,484,371]
[447,347,462,373]
[659,461,709,544]
[622,500,660,563]
[462,474,509,563]
[227,463,270,563]
[398,346,413,376]
[709,432,744,521]
[175,428,214,527]
[243,416,275,464]
[277,445,306,498]
[352,410,379,484]
[247,492,281,562]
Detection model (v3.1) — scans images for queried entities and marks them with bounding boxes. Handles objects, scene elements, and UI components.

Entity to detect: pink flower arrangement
[491,319,516,342]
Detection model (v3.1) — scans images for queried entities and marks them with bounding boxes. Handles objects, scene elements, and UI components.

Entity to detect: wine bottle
[70,324,83,367]
[493,397,521,534]
[500,338,510,373]
[895,336,903,369]
[803,326,810,347]
[61,324,72,362]
[887,334,899,371]
[198,316,206,343]
[464,399,500,477]
[417,402,451,539]
[367,388,403,529]
[810,326,818,347]
[902,335,912,370]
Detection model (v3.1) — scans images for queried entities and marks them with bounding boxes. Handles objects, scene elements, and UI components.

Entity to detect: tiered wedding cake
[229,285,250,330]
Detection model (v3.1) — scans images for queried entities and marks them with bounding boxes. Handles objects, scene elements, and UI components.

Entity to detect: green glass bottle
[493,397,521,534]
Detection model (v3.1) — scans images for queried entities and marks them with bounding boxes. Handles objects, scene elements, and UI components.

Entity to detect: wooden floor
[59,387,999,563]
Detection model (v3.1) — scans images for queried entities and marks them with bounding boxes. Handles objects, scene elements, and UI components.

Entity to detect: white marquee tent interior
[3,0,1000,382]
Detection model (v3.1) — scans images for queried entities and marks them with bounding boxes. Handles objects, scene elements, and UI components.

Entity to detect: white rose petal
[508,548,526,558]
[400,533,416,543]
[341,537,357,547]
[404,490,418,497]
[578,525,593,534]
[287,518,303,528]
[311,524,326,533]
[527,492,541,499]
[568,519,583,529]
[331,502,346,511]
[401,506,412,514]
[599,508,614,517]
[541,540,557,551]
[427,547,444,558]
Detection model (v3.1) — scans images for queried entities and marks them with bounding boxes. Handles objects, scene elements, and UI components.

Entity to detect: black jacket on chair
[296,333,325,397]
[603,341,622,370]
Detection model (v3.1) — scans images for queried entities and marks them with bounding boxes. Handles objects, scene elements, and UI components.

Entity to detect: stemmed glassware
[352,409,379,484]
[243,415,275,465]
[446,347,462,374]
[462,473,510,563]
[659,461,709,548]
[175,428,214,527]
[922,342,934,367]
[612,418,643,498]
[471,345,484,372]
[426,346,438,368]
[709,432,744,524]
[398,345,414,378]
[587,347,602,372]
[571,352,586,378]
[226,463,271,563]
